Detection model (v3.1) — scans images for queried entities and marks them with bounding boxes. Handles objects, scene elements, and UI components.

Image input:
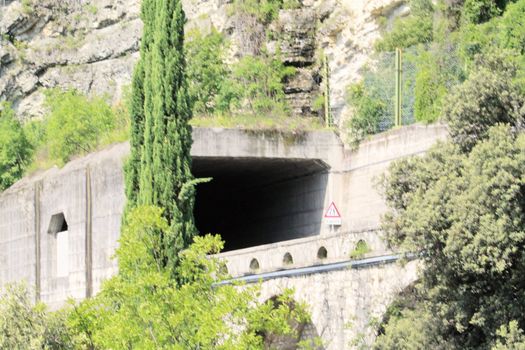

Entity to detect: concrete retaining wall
[0,124,448,347]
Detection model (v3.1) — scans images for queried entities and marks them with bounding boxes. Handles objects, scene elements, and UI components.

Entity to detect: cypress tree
[125,0,196,271]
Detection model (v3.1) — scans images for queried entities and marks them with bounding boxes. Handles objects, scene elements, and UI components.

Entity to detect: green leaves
[0,283,73,349]
[344,82,387,146]
[379,125,525,348]
[186,29,228,115]
[126,0,196,274]
[43,89,116,165]
[0,103,32,191]
[444,51,525,152]
[375,0,434,52]
[65,206,314,349]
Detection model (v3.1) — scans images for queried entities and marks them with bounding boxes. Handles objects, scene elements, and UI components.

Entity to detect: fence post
[323,53,332,128]
[395,48,402,127]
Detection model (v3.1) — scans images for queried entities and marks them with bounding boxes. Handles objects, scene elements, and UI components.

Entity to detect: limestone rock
[284,68,320,115]
[0,0,141,118]
[0,0,407,125]
[0,41,15,65]
[278,9,316,66]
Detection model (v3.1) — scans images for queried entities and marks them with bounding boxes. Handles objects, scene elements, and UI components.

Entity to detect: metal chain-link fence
[360,44,462,133]
[362,47,417,132]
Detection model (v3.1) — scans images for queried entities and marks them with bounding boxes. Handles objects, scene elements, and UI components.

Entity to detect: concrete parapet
[217,229,387,277]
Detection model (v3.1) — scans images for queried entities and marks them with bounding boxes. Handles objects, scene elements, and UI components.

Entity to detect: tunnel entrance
[193,157,329,251]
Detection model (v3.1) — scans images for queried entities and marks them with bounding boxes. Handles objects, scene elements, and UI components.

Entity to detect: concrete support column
[34,181,42,302]
[85,167,93,298]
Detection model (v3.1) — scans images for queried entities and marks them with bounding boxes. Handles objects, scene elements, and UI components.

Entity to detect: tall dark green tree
[125,0,196,271]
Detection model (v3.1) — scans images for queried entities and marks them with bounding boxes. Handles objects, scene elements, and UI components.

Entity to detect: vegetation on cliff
[346,0,525,144]
[184,28,301,125]
[0,103,32,191]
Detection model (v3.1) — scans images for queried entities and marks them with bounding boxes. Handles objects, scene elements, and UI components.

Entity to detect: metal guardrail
[215,253,416,286]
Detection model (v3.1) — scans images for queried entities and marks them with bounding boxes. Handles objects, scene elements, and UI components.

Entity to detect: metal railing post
[323,53,332,128]
[395,48,402,127]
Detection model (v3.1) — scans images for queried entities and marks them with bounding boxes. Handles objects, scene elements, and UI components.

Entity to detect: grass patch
[350,240,370,259]
[190,113,327,133]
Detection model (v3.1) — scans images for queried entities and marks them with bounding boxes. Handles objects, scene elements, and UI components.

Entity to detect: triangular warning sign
[324,202,341,218]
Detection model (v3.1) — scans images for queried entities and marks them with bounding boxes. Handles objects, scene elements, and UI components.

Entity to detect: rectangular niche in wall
[48,213,69,278]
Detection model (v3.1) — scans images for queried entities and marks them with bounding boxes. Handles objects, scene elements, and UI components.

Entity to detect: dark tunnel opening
[192,157,329,251]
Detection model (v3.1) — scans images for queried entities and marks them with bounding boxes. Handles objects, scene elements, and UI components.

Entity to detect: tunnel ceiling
[192,157,328,191]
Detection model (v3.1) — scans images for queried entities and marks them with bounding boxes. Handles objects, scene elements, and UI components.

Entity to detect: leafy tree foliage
[186,28,228,115]
[184,30,296,119]
[0,283,72,349]
[219,54,295,116]
[126,0,197,272]
[462,0,502,24]
[67,206,315,349]
[44,89,116,164]
[444,51,525,152]
[378,124,525,349]
[492,321,525,349]
[230,0,289,24]
[0,103,32,191]
[413,46,465,123]
[344,82,387,146]
[375,0,434,52]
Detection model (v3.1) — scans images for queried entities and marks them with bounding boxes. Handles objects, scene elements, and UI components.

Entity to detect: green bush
[217,54,295,116]
[443,51,525,152]
[461,0,507,24]
[186,28,228,115]
[375,16,433,52]
[499,0,525,54]
[0,103,32,191]
[231,0,285,24]
[379,125,525,348]
[67,206,315,349]
[44,89,117,165]
[0,283,72,349]
[344,82,387,147]
[414,64,445,122]
[184,29,296,121]
[349,240,370,259]
[375,0,434,52]
[458,0,525,63]
[492,321,525,349]
[413,48,464,123]
[374,307,443,350]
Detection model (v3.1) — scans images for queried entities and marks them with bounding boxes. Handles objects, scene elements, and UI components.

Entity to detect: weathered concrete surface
[259,260,420,349]
[218,229,388,276]
[0,125,447,347]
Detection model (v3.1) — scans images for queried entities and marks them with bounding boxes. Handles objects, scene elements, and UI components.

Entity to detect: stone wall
[259,260,420,349]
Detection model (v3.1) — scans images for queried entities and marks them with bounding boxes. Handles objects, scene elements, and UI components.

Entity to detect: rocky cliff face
[0,0,407,123]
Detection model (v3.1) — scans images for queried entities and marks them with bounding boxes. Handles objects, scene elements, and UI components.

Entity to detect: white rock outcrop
[0,0,407,122]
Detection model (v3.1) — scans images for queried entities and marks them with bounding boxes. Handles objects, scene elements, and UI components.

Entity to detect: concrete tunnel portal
[192,157,329,251]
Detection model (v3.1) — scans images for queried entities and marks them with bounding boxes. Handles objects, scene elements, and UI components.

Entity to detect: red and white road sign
[324,201,342,226]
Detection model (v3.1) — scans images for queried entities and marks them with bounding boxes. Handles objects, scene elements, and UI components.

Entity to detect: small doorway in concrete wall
[192,157,329,251]
[48,213,69,278]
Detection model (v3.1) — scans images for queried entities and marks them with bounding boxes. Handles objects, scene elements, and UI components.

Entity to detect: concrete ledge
[191,127,342,166]
[342,123,448,172]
